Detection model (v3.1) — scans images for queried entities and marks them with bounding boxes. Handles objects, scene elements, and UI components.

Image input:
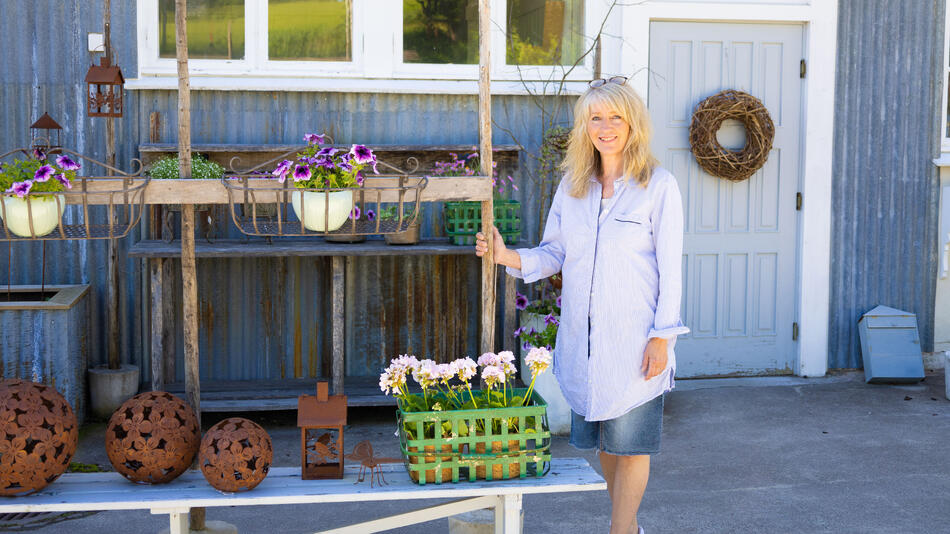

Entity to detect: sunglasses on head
[588,75,628,88]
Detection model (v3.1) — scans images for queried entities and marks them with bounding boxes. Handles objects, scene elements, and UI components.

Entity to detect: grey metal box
[858,305,925,383]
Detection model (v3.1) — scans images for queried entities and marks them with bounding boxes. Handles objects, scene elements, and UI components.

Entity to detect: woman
[475,77,688,534]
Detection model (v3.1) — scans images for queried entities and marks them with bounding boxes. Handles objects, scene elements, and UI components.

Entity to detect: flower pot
[0,195,64,237]
[408,444,454,484]
[385,221,420,245]
[88,364,140,421]
[474,438,521,480]
[521,312,570,436]
[291,190,353,232]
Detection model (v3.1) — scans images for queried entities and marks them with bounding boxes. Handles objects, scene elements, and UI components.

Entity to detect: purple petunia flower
[349,206,361,220]
[522,341,531,350]
[55,173,72,190]
[272,160,292,183]
[55,155,80,171]
[555,295,561,308]
[32,148,46,160]
[319,159,336,171]
[366,209,376,222]
[293,164,312,182]
[338,160,353,172]
[355,172,364,186]
[544,313,559,326]
[515,292,528,311]
[512,326,524,338]
[316,147,338,157]
[304,133,327,145]
[349,144,375,165]
[34,165,54,182]
[7,181,32,198]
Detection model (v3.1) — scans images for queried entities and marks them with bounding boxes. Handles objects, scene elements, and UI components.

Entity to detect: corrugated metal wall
[0,1,570,383]
[830,0,943,367]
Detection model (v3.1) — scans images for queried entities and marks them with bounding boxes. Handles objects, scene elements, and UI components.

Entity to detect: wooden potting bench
[0,458,606,534]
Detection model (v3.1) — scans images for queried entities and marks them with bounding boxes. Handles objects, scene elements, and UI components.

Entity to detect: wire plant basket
[221,149,428,238]
[0,147,149,241]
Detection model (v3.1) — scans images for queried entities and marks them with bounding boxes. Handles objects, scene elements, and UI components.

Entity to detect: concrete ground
[3,370,948,534]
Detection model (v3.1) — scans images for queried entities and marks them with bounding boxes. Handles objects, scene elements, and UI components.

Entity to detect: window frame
[135,0,602,87]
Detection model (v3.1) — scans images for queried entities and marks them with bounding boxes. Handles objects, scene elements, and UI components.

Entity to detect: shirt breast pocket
[614,212,652,233]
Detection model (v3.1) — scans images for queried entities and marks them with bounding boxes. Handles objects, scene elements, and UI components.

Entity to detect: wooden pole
[478,0,496,354]
[175,1,205,529]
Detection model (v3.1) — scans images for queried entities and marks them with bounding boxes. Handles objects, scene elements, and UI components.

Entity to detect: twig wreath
[688,90,775,182]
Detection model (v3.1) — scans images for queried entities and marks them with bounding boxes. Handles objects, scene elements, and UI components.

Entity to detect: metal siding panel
[830,0,942,368]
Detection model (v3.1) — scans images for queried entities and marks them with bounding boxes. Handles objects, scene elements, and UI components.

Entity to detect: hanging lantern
[30,112,63,150]
[84,56,124,117]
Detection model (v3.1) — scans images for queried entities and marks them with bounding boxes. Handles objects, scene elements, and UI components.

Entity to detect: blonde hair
[561,82,658,198]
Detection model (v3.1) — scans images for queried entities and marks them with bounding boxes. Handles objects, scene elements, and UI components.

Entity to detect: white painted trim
[623,0,837,377]
[124,76,590,95]
[941,0,950,151]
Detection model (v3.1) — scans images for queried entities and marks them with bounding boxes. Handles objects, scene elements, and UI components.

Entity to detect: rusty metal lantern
[199,418,273,492]
[30,112,63,150]
[298,381,347,480]
[105,391,201,484]
[84,56,124,117]
[0,379,79,496]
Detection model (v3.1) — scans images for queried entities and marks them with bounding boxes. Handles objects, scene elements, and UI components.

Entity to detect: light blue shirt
[507,167,689,421]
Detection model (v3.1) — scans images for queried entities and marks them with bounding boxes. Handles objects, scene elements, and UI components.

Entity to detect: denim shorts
[569,395,664,455]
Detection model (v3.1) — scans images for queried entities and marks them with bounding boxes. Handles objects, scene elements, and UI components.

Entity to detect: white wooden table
[0,458,605,534]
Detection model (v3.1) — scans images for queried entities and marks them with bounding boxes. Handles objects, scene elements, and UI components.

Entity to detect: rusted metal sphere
[105,391,200,484]
[0,379,78,496]
[199,417,273,492]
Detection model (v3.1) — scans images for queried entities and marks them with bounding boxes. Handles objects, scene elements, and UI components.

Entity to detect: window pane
[507,0,585,66]
[269,0,352,61]
[159,0,245,59]
[403,0,478,64]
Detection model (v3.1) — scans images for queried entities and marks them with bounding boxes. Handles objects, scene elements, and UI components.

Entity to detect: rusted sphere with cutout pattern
[105,391,200,484]
[199,417,273,492]
[0,379,78,496]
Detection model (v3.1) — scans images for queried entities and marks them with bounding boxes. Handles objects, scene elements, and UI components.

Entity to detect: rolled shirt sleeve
[649,176,690,341]
[505,183,566,283]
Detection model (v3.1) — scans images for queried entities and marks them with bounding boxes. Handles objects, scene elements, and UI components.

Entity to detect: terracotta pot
[408,444,454,483]
[474,439,521,480]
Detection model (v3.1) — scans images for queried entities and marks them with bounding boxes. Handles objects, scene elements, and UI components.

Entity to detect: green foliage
[378,205,416,221]
[0,156,74,197]
[68,462,104,473]
[148,154,224,180]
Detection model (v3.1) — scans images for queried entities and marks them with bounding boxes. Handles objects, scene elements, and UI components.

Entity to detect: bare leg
[600,452,650,534]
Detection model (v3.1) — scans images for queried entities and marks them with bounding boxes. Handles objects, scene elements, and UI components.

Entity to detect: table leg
[152,508,190,534]
[494,493,522,534]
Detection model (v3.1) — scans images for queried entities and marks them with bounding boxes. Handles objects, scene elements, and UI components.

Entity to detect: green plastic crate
[396,388,551,485]
[443,200,521,246]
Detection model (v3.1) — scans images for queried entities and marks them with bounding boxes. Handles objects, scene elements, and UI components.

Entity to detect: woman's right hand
[475,226,512,266]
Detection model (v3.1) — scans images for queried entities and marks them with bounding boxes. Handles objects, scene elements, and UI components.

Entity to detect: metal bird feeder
[298,381,347,480]
[30,112,62,150]
[84,56,124,118]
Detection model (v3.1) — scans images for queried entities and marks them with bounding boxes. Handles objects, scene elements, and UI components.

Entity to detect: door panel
[649,22,803,376]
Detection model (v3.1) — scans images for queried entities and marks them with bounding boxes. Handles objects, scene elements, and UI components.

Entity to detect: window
[403,0,479,64]
[268,0,352,62]
[135,0,601,91]
[506,0,585,67]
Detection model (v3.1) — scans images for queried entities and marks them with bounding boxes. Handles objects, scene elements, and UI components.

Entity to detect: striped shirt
[507,167,689,421]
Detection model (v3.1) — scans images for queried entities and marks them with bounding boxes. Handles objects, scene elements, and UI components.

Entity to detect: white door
[649,22,803,377]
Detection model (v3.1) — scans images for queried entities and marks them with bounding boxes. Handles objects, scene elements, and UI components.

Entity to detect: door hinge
[796,192,803,211]
[792,322,799,341]
[800,59,806,78]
